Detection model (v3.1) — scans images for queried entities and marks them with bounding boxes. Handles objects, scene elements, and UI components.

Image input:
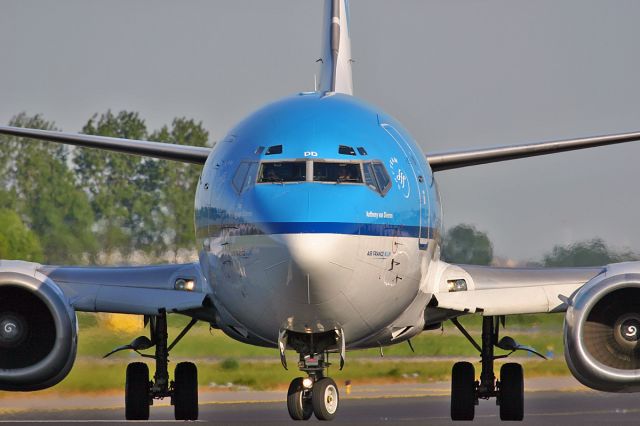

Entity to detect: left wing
[431,261,604,315]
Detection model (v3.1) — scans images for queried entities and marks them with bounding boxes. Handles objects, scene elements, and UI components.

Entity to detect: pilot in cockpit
[338,165,353,182]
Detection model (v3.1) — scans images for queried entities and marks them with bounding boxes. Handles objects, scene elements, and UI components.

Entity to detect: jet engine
[564,265,640,392]
[0,271,77,391]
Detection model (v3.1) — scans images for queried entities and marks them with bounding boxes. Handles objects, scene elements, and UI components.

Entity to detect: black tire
[499,363,524,421]
[312,377,339,421]
[174,362,199,420]
[451,361,475,421]
[125,362,150,420]
[287,377,313,420]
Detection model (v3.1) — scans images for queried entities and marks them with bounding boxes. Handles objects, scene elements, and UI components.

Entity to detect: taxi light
[302,378,313,389]
[447,279,467,292]
[175,278,195,291]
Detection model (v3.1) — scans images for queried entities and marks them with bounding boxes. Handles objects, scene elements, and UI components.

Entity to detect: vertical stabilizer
[319,0,353,95]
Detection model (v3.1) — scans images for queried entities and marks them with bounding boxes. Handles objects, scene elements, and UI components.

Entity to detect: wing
[0,260,207,315]
[426,130,640,172]
[432,262,605,315]
[0,125,211,164]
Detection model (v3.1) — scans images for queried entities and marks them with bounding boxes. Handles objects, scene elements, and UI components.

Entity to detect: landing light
[302,378,313,389]
[175,278,195,292]
[447,279,467,292]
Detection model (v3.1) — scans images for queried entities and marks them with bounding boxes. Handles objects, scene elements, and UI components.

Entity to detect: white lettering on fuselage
[304,151,318,157]
[366,211,394,219]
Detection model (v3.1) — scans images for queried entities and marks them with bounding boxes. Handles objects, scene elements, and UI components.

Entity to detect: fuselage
[194,92,442,349]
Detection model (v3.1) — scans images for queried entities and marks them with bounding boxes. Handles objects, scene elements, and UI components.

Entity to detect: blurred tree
[442,224,493,265]
[543,238,638,267]
[0,208,43,262]
[1,113,96,264]
[150,118,209,259]
[74,111,154,260]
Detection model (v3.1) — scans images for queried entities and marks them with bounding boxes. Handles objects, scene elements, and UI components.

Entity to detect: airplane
[1,0,640,422]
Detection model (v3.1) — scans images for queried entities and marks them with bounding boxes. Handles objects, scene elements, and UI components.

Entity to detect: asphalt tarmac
[0,378,638,425]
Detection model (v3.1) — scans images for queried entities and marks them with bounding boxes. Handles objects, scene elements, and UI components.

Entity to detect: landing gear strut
[120,310,199,421]
[450,316,527,421]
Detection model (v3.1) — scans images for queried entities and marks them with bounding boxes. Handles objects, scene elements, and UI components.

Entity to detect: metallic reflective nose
[273,234,355,304]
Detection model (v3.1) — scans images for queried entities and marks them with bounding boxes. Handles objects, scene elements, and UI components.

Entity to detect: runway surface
[0,378,638,425]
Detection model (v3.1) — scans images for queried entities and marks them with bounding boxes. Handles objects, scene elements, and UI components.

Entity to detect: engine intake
[564,266,640,392]
[0,272,77,391]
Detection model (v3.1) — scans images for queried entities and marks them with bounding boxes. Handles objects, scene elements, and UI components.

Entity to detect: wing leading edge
[0,126,211,164]
[426,130,640,172]
[0,260,208,315]
[432,262,604,316]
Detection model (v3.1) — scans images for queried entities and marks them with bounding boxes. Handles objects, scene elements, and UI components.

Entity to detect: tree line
[442,223,639,267]
[0,111,210,264]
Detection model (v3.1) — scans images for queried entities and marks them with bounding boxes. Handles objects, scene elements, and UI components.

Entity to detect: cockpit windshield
[253,158,391,196]
[313,162,363,183]
[257,161,306,182]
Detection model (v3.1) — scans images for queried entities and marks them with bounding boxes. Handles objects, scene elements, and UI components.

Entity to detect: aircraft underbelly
[207,233,425,345]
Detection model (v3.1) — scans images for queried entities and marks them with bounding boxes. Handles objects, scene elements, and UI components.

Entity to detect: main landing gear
[450,316,546,421]
[282,330,344,421]
[105,310,200,421]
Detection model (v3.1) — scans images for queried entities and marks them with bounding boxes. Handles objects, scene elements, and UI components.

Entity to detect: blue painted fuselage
[195,92,442,348]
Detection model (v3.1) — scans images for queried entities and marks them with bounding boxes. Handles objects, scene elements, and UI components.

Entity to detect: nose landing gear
[286,353,340,421]
[283,330,343,421]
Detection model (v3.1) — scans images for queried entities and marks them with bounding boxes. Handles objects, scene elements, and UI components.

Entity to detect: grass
[77,312,566,360]
[18,312,568,394]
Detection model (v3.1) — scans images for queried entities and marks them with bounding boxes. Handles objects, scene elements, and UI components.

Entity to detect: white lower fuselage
[203,233,436,349]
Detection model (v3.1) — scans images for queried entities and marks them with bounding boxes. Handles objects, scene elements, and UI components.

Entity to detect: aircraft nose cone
[273,233,356,304]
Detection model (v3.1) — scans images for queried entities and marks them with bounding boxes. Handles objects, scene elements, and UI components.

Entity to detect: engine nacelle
[564,264,640,392]
[0,270,77,391]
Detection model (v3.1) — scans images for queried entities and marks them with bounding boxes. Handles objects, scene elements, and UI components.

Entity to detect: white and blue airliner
[2,0,640,422]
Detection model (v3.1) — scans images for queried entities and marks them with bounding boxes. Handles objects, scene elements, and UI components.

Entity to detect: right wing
[426,131,640,172]
[1,260,208,315]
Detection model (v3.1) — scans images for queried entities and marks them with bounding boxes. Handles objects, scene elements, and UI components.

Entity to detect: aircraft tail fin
[318,0,353,95]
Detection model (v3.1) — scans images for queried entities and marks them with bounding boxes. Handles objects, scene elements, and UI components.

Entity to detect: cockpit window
[362,162,378,191]
[372,162,391,192]
[313,162,363,183]
[253,159,391,195]
[363,161,391,196]
[233,162,251,192]
[338,145,356,156]
[265,145,283,155]
[257,161,306,182]
[232,161,258,193]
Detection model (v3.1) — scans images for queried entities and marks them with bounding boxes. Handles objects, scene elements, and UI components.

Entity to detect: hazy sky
[2,1,640,261]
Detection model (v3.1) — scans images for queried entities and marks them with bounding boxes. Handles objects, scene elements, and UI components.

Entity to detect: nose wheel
[312,377,339,420]
[287,377,313,420]
[287,376,340,421]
